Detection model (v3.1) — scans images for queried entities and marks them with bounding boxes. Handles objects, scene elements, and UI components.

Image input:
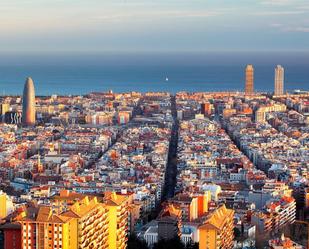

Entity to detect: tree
[127,234,149,249]
[234,227,241,238]
[153,237,185,249]
[185,241,199,249]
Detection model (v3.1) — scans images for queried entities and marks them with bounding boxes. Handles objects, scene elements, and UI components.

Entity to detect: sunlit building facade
[22,77,36,126]
[18,193,128,249]
[0,191,7,219]
[198,205,234,249]
[104,192,129,249]
[65,197,109,249]
[20,206,77,249]
[245,65,254,95]
[0,103,10,116]
[274,65,284,96]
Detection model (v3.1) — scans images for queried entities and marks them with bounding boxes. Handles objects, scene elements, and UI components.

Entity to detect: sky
[0,0,309,52]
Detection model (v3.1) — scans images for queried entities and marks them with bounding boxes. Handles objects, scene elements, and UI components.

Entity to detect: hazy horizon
[0,1,308,95]
[0,51,308,95]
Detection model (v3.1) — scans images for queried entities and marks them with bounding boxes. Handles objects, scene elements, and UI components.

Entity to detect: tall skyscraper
[274,65,284,96]
[22,77,36,126]
[245,65,254,95]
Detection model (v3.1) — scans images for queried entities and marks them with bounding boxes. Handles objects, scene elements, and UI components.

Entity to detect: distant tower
[274,65,284,96]
[22,77,36,126]
[36,152,43,173]
[245,65,254,95]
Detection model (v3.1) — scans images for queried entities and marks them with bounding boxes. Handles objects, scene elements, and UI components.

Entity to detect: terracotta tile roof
[199,205,234,231]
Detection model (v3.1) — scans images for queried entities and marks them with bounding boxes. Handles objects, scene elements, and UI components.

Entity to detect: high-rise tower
[22,77,36,126]
[245,65,254,95]
[274,65,284,96]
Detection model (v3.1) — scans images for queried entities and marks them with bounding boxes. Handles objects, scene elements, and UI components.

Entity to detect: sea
[0,51,308,95]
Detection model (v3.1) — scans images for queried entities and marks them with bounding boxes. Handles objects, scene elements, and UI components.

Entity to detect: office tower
[245,65,254,95]
[199,205,234,249]
[0,191,7,219]
[274,65,284,96]
[22,77,36,126]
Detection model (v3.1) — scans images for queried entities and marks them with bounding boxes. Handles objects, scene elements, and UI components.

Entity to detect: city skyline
[2,61,307,99]
[2,90,308,248]
[0,1,309,249]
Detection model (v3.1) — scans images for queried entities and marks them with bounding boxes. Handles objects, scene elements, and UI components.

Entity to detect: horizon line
[1,49,309,54]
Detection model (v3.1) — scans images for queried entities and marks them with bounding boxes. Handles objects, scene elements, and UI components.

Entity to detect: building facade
[245,65,254,95]
[22,77,36,126]
[157,204,182,241]
[17,191,129,249]
[198,205,234,249]
[274,65,284,96]
[0,191,7,219]
[0,223,21,249]
[104,192,129,249]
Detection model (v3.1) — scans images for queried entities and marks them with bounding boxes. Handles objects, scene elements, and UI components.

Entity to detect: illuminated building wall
[199,205,234,249]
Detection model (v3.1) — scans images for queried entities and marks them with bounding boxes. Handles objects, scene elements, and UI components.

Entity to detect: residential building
[0,191,7,219]
[157,204,182,241]
[104,192,129,249]
[199,205,234,249]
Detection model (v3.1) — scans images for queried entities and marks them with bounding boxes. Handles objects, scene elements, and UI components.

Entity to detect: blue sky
[0,0,308,52]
